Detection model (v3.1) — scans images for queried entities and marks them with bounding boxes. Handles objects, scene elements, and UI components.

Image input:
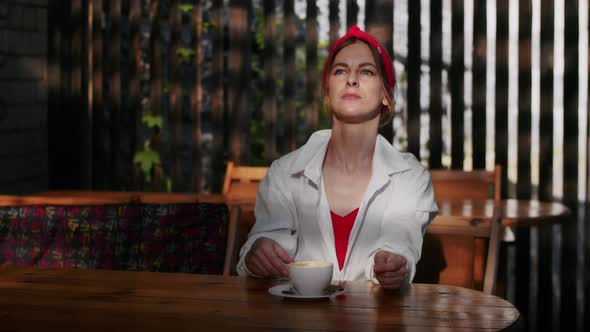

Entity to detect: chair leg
[483,206,502,295]
[223,205,241,276]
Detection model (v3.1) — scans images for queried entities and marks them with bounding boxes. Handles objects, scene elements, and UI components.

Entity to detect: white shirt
[236,130,438,284]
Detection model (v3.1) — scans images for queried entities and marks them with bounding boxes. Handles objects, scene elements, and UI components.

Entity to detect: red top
[330,208,359,270]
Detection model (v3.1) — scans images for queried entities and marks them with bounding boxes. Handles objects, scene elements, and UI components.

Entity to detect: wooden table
[0,266,519,331]
[436,198,570,227]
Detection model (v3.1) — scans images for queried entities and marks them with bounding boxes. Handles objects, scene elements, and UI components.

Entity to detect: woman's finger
[255,250,281,276]
[267,253,289,276]
[272,243,293,264]
[375,271,403,279]
[377,275,405,285]
[248,259,266,277]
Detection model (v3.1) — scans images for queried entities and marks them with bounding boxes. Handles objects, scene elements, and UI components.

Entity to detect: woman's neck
[326,121,378,173]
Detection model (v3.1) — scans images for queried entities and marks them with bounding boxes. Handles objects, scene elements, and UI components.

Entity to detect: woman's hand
[245,237,293,277]
[373,250,407,290]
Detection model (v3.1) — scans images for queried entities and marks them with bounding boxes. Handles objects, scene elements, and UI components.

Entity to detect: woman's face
[327,41,388,124]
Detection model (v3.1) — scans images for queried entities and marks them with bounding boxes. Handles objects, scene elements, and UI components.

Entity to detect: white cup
[287,260,333,296]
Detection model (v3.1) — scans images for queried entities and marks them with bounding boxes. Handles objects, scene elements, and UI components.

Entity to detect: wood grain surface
[0,266,519,331]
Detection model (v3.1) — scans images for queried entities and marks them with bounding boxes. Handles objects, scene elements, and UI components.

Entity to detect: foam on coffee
[291,260,331,268]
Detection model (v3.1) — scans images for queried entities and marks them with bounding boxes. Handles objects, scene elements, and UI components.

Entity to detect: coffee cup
[287,260,333,296]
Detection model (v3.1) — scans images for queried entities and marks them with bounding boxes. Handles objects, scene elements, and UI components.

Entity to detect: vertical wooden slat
[86,1,94,188]
[156,0,171,190]
[130,0,141,189]
[108,1,121,188]
[137,0,153,187]
[71,1,86,188]
[518,1,533,199]
[495,0,509,196]
[101,1,113,188]
[429,0,442,168]
[561,0,579,328]
[538,2,554,200]
[538,1,555,330]
[263,0,277,163]
[148,1,163,189]
[211,0,224,191]
[48,1,67,188]
[472,0,486,170]
[169,0,178,189]
[120,0,130,188]
[365,0,394,144]
[192,0,202,192]
[406,0,420,158]
[305,0,318,140]
[91,0,105,189]
[346,0,358,29]
[284,0,296,152]
[228,0,252,164]
[516,0,536,318]
[450,0,464,170]
[515,0,532,328]
[328,0,339,49]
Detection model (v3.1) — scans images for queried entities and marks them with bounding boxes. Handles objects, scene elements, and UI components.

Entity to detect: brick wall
[0,0,48,194]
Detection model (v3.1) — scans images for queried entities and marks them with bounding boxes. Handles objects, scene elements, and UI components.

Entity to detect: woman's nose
[347,73,358,87]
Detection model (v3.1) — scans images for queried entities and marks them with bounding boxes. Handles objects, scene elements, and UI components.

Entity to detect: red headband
[322,26,395,113]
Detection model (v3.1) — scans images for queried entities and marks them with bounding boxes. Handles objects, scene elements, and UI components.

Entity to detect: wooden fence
[47,1,589,331]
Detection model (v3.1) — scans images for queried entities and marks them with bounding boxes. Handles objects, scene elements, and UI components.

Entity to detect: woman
[236,26,438,290]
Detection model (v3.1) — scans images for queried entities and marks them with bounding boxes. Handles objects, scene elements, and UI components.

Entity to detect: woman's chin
[332,109,380,124]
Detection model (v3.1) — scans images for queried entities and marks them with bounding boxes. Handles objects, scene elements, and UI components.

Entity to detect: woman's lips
[342,93,361,100]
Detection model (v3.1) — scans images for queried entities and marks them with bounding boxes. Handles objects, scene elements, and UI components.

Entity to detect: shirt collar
[288,130,412,186]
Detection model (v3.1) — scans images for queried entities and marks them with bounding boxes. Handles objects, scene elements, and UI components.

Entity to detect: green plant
[177,47,195,63]
[179,4,193,13]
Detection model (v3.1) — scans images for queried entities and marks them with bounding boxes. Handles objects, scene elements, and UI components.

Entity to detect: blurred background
[0,0,588,330]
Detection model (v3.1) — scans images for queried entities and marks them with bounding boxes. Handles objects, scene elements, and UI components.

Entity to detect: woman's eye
[361,69,375,76]
[333,69,345,75]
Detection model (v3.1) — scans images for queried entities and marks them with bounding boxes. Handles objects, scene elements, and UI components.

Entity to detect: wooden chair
[429,165,501,202]
[222,161,268,207]
[415,165,502,294]
[221,162,269,274]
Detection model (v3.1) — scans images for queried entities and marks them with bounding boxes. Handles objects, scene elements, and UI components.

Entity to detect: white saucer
[268,283,345,300]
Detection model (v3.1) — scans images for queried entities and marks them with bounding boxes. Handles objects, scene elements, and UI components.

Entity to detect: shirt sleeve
[367,167,438,286]
[236,161,298,277]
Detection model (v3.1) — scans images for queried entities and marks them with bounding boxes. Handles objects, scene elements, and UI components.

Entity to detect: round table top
[0,266,520,331]
[437,198,571,227]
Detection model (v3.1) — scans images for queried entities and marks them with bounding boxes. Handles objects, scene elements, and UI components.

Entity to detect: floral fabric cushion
[136,203,229,274]
[37,204,138,270]
[0,202,229,275]
[0,206,46,266]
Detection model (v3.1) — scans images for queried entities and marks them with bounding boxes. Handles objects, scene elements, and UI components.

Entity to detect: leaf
[142,114,163,128]
[133,148,161,182]
[177,47,195,63]
[165,178,173,193]
[179,4,194,13]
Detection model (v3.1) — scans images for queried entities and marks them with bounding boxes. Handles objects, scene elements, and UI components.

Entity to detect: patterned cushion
[0,202,229,275]
[136,203,229,274]
[0,206,46,266]
[37,204,138,270]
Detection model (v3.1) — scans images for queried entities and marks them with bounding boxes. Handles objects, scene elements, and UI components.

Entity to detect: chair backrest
[222,161,268,203]
[415,165,502,294]
[429,165,501,202]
